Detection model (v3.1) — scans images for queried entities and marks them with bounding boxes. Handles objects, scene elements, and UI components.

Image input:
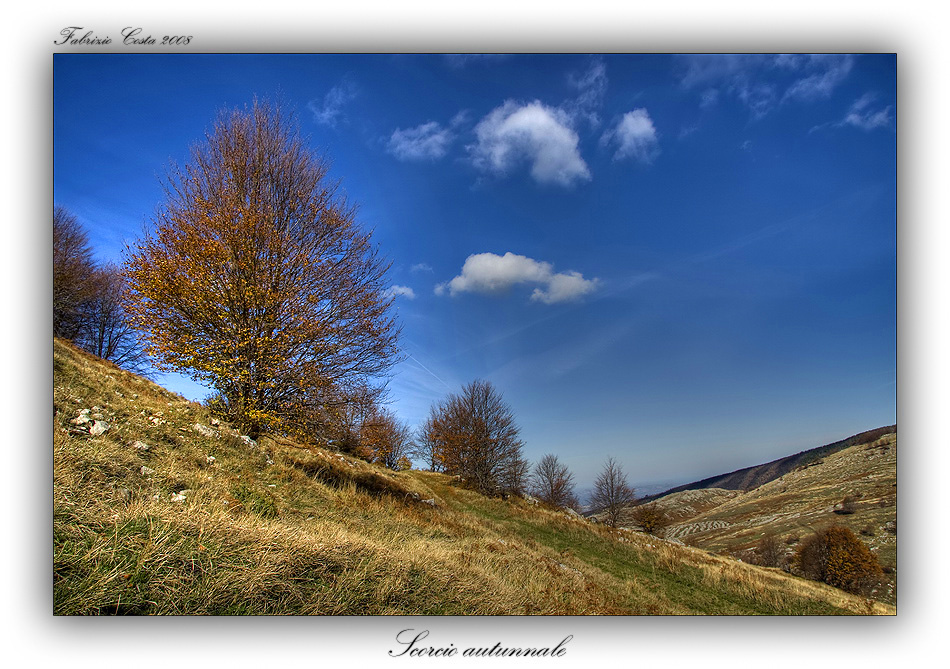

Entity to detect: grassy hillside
[645,434,897,605]
[53,338,893,615]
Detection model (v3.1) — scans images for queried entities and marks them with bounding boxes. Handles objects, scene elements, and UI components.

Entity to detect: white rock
[140,466,155,476]
[194,423,218,438]
[132,441,150,451]
[89,421,109,436]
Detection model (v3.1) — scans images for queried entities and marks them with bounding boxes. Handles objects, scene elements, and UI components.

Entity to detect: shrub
[630,502,670,537]
[754,534,786,568]
[833,495,857,515]
[793,526,883,595]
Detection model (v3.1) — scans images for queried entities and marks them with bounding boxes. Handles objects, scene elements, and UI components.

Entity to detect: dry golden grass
[53,338,894,615]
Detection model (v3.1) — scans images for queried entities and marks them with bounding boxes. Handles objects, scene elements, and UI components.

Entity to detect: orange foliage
[123,101,400,437]
[421,380,528,496]
[794,525,883,595]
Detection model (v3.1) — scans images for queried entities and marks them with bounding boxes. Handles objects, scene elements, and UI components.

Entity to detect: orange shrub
[794,525,883,595]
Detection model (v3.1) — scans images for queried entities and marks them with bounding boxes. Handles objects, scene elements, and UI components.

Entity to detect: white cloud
[386,285,416,300]
[840,93,893,131]
[436,252,598,304]
[308,80,359,128]
[387,121,454,161]
[530,270,598,305]
[602,108,660,164]
[469,100,591,187]
[410,263,433,273]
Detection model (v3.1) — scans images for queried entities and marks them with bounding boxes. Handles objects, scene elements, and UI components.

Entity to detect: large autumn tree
[124,101,401,437]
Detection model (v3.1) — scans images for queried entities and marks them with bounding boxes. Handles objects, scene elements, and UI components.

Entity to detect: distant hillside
[656,432,898,606]
[639,425,897,503]
[52,337,892,615]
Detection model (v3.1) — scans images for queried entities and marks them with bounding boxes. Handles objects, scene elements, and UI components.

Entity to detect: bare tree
[530,453,579,509]
[413,410,446,472]
[53,205,98,340]
[123,100,401,437]
[423,379,528,496]
[754,534,785,568]
[75,265,153,377]
[590,457,636,527]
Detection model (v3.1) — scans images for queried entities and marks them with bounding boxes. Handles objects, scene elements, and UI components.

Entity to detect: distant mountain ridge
[638,425,897,504]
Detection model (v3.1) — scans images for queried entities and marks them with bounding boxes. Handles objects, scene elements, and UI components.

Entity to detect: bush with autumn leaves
[793,525,883,596]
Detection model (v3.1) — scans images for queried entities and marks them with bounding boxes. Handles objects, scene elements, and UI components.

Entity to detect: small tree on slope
[590,457,636,528]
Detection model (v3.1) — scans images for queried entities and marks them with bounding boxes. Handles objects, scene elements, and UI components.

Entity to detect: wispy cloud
[810,92,894,134]
[387,121,454,161]
[677,54,855,119]
[435,251,599,304]
[601,108,660,164]
[699,88,720,109]
[839,93,893,130]
[469,100,591,187]
[386,284,416,300]
[565,58,608,127]
[308,79,359,128]
[404,353,453,391]
[444,54,510,69]
[410,263,433,273]
[781,55,854,103]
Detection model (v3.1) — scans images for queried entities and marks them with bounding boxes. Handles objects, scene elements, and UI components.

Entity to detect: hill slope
[53,338,893,615]
[639,426,896,503]
[644,434,897,605]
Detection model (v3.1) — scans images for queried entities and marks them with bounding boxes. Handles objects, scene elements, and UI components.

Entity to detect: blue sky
[53,53,896,495]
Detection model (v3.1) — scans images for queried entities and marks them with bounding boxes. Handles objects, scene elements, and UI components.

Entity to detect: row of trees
[53,206,151,375]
